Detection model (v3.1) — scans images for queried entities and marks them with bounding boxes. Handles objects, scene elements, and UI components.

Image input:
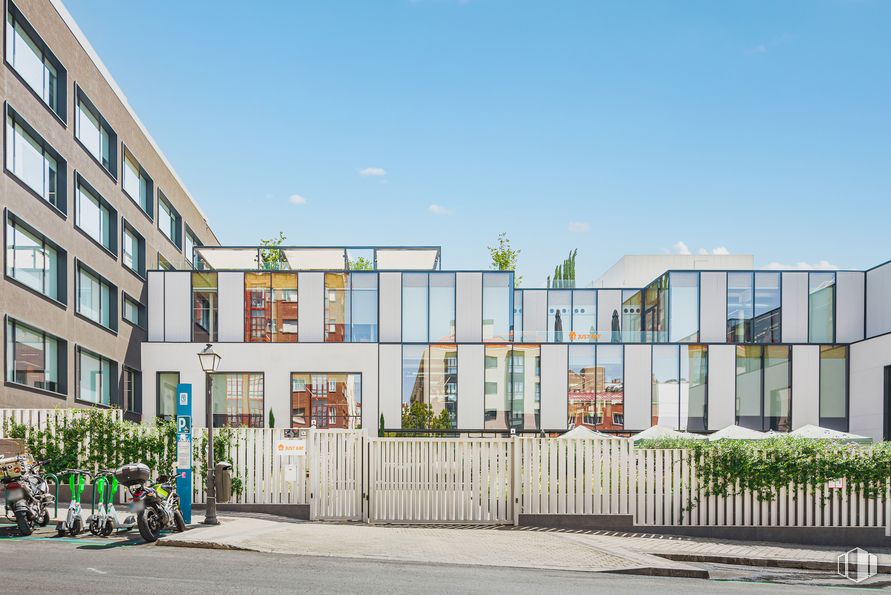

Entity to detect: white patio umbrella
[560,425,618,439]
[789,425,872,444]
[707,424,769,441]
[631,425,706,442]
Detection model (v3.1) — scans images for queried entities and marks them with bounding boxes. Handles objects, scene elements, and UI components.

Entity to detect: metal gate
[367,437,513,524]
[309,430,365,521]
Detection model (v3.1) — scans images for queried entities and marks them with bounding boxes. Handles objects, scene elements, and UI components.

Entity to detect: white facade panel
[850,334,890,441]
[457,344,484,429]
[624,345,652,431]
[217,272,244,342]
[866,262,891,338]
[298,272,324,343]
[164,272,191,342]
[456,273,482,343]
[596,289,621,343]
[699,272,727,343]
[791,345,820,429]
[378,272,401,343]
[147,271,165,341]
[707,344,736,430]
[378,344,402,429]
[523,290,547,342]
[781,272,808,343]
[836,271,865,343]
[540,344,568,430]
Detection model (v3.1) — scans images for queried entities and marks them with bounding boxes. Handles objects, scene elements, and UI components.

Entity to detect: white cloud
[672,241,691,255]
[428,204,452,216]
[289,193,307,205]
[712,246,729,255]
[567,222,590,233]
[673,241,729,256]
[358,167,387,177]
[763,260,839,271]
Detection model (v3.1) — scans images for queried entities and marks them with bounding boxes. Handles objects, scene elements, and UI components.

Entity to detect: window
[350,273,378,342]
[184,228,199,264]
[401,345,457,429]
[210,372,264,428]
[244,273,298,343]
[157,372,179,420]
[75,89,116,176]
[669,272,699,342]
[5,4,65,118]
[6,318,65,395]
[402,273,428,342]
[428,273,456,342]
[484,344,539,431]
[75,178,116,254]
[290,373,361,429]
[158,252,174,271]
[754,273,781,343]
[122,222,145,276]
[728,272,782,343]
[483,272,513,342]
[643,274,669,343]
[122,294,146,327]
[820,345,848,431]
[680,345,707,431]
[5,108,65,211]
[651,345,679,428]
[735,345,791,432]
[568,345,596,429]
[122,149,153,216]
[547,290,571,342]
[76,263,117,332]
[158,194,181,247]
[569,345,624,431]
[324,272,347,342]
[513,290,523,342]
[621,290,642,342]
[192,272,217,342]
[571,290,596,340]
[76,347,116,406]
[5,215,65,303]
[809,272,835,343]
[727,272,753,342]
[122,367,141,414]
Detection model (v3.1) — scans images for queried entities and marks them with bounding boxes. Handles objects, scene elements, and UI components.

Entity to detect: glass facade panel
[819,345,847,431]
[482,273,512,342]
[76,99,110,170]
[122,225,143,275]
[192,272,218,342]
[754,272,781,343]
[401,344,428,426]
[76,182,112,251]
[157,372,179,419]
[428,345,458,428]
[245,273,272,342]
[211,372,264,428]
[402,273,428,343]
[77,348,112,406]
[6,115,59,207]
[513,290,523,342]
[570,290,596,341]
[809,273,835,343]
[272,273,299,342]
[290,373,361,429]
[6,318,62,394]
[621,290,642,342]
[568,345,596,428]
[735,345,762,430]
[350,273,377,342]
[547,290,571,343]
[484,345,510,430]
[428,273,456,342]
[324,272,348,342]
[6,218,61,302]
[644,274,669,343]
[669,272,699,342]
[77,265,113,330]
[727,272,753,343]
[651,345,679,428]
[764,345,791,431]
[597,345,624,431]
[510,345,540,430]
[680,345,707,431]
[6,11,60,113]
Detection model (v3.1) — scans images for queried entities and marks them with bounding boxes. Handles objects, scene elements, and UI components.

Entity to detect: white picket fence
[0,408,123,437]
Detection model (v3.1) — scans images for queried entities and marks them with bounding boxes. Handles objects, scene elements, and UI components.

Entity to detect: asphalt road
[0,526,881,594]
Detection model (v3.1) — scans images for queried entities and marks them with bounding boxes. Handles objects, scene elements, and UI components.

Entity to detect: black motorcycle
[117,463,186,543]
[1,456,53,536]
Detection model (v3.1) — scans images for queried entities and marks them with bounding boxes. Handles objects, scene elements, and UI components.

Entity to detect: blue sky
[64,0,891,286]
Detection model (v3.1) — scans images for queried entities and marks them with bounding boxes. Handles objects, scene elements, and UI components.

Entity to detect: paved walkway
[158,516,707,578]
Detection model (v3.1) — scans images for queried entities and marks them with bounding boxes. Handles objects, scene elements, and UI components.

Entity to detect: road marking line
[87,568,108,575]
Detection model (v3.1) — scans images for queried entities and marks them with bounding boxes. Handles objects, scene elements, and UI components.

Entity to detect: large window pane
[401,344,428,427]
[482,273,512,342]
[644,274,669,343]
[429,345,458,428]
[290,373,362,429]
[570,290,596,341]
[429,273,456,342]
[159,196,181,247]
[510,345,540,430]
[77,265,114,330]
[669,272,699,342]
[157,372,179,419]
[123,151,151,214]
[211,373,264,428]
[245,273,272,342]
[597,345,624,431]
[76,182,113,251]
[680,345,707,431]
[324,272,348,342]
[727,272,753,343]
[122,225,143,275]
[651,345,679,428]
[484,345,510,430]
[568,345,596,428]
[764,345,791,431]
[192,272,218,342]
[6,319,63,394]
[6,218,61,301]
[809,273,835,343]
[76,99,111,169]
[513,290,523,342]
[77,349,112,405]
[272,273,299,342]
[350,273,377,342]
[402,273,428,343]
[754,272,781,343]
[621,290,642,342]
[820,345,847,431]
[735,345,762,430]
[547,290,571,343]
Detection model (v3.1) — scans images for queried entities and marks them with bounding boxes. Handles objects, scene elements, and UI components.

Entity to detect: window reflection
[429,273,456,342]
[402,273,428,343]
[669,273,699,342]
[651,345,679,428]
[547,290,571,343]
[401,345,457,429]
[621,290,642,342]
[211,372,264,428]
[192,272,217,342]
[290,373,361,429]
[643,274,669,343]
[809,273,835,343]
[325,273,348,342]
[483,273,512,342]
[571,290,597,341]
[754,273,781,343]
[567,345,624,431]
[819,345,847,431]
[736,345,790,431]
[484,344,539,431]
[680,345,707,431]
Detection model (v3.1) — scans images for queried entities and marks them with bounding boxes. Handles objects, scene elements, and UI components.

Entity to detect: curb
[654,552,891,574]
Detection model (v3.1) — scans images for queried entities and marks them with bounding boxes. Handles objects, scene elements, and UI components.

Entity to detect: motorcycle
[1,456,54,536]
[117,463,186,543]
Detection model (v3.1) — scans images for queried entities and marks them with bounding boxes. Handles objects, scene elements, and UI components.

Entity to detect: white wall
[699,272,727,343]
[866,262,891,338]
[523,290,547,342]
[457,344,484,428]
[850,334,890,441]
[147,271,165,341]
[217,272,244,342]
[835,271,864,343]
[782,272,808,343]
[378,272,401,343]
[624,345,652,430]
[456,273,482,343]
[164,272,191,342]
[791,345,819,429]
[596,289,621,343]
[378,344,402,429]
[707,344,735,429]
[298,272,323,342]
[540,344,568,430]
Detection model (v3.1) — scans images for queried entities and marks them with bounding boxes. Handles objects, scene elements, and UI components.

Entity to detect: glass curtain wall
[727,272,753,342]
[643,274,669,342]
[324,273,348,342]
[350,273,378,342]
[735,345,762,430]
[680,345,707,431]
[621,290,642,342]
[402,273,428,343]
[736,345,791,431]
[192,272,218,342]
[651,345,679,428]
[429,273,456,342]
[401,345,458,429]
[483,273,513,342]
[272,273,299,342]
[754,273,781,343]
[484,345,539,431]
[568,345,624,430]
[571,290,597,341]
[211,372,264,428]
[809,273,835,343]
[547,290,571,343]
[819,345,847,431]
[669,273,699,342]
[6,318,62,394]
[290,373,362,429]
[513,291,523,342]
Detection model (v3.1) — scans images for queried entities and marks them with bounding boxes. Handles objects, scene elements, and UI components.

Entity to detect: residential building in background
[2,0,217,415]
[142,246,891,442]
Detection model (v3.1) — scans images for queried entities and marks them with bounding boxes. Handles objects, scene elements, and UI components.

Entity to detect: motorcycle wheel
[14,510,33,536]
[137,507,162,543]
[37,510,50,527]
[101,519,114,537]
[173,509,186,533]
[69,517,83,537]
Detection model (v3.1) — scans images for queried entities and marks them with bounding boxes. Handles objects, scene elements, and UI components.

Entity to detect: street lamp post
[198,343,221,525]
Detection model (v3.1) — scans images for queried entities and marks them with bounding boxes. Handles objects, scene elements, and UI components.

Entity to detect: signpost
[176,383,193,523]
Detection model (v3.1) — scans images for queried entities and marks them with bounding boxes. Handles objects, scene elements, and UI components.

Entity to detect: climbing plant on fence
[637,437,891,503]
[194,427,244,496]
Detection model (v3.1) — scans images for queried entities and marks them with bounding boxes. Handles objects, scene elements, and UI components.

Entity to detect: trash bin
[214,462,233,503]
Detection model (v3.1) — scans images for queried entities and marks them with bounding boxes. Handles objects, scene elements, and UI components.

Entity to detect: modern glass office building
[141,246,891,442]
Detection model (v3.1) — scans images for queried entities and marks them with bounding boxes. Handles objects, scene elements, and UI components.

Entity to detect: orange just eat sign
[275,439,306,456]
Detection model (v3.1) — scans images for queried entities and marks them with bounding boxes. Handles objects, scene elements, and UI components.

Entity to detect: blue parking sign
[176,384,193,523]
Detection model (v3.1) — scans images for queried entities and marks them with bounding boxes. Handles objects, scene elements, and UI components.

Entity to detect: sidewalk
[158,515,708,579]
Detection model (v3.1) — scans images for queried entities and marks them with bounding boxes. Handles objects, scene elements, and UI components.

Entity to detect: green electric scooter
[56,469,90,536]
[87,468,136,536]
